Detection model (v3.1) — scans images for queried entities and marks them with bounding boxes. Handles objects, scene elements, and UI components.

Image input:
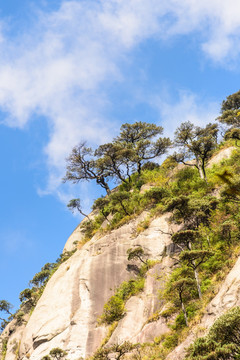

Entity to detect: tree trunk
[97,177,111,195]
[194,267,202,299]
[104,183,111,195]
[137,255,147,266]
[197,157,207,181]
[199,167,205,180]
[120,201,129,216]
[79,210,90,221]
[137,161,142,175]
[181,301,188,327]
[102,212,111,224]
[201,162,207,182]
[196,158,205,180]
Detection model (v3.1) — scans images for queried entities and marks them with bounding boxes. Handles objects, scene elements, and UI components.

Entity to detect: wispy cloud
[150,90,219,138]
[0,0,239,198]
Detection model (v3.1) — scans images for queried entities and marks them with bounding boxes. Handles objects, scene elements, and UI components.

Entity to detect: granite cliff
[1,145,240,360]
[1,213,178,360]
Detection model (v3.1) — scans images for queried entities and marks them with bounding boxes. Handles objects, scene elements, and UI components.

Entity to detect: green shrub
[200,278,212,293]
[80,220,96,240]
[185,302,199,320]
[160,306,176,319]
[15,311,25,325]
[186,307,240,359]
[209,307,240,345]
[162,333,179,349]
[100,296,125,324]
[141,161,160,171]
[49,347,67,359]
[116,279,143,300]
[1,338,8,359]
[144,187,170,203]
[172,312,187,330]
[99,276,145,325]
[19,288,35,304]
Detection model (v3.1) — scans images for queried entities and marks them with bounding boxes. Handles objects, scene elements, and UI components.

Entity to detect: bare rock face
[0,305,31,360]
[63,209,99,252]
[1,322,24,360]
[206,146,235,167]
[107,258,174,346]
[3,213,175,360]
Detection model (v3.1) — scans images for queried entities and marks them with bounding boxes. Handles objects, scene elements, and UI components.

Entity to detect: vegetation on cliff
[186,307,240,359]
[1,90,240,360]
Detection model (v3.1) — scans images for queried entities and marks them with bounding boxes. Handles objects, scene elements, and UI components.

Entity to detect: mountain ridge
[1,144,240,360]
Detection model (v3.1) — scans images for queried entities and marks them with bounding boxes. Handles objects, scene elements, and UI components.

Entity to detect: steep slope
[1,145,239,360]
[1,213,178,360]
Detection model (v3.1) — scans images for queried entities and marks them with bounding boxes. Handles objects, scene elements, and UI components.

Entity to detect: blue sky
[0,0,240,313]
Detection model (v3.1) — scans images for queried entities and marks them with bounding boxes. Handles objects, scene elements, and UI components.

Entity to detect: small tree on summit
[115,122,171,176]
[63,122,171,193]
[29,269,51,288]
[19,288,37,306]
[63,142,111,194]
[95,142,134,185]
[217,90,240,144]
[67,198,90,219]
[217,90,240,127]
[172,121,218,181]
[96,122,171,184]
[29,263,55,288]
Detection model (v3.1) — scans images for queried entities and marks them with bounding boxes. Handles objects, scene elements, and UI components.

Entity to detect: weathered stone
[1,146,237,360]
[63,209,99,252]
[0,306,31,360]
[108,259,174,346]
[139,184,156,194]
[206,146,235,167]
[8,213,175,360]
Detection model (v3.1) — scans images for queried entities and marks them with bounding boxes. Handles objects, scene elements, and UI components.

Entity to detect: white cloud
[0,0,240,198]
[167,0,240,63]
[99,0,240,63]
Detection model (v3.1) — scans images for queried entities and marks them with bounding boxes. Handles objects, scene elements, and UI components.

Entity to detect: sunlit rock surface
[10,213,176,360]
[1,146,238,360]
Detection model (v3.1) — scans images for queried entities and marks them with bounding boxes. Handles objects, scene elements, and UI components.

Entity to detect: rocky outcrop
[0,305,31,360]
[63,209,98,252]
[107,258,174,346]
[206,146,235,167]
[2,212,177,360]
